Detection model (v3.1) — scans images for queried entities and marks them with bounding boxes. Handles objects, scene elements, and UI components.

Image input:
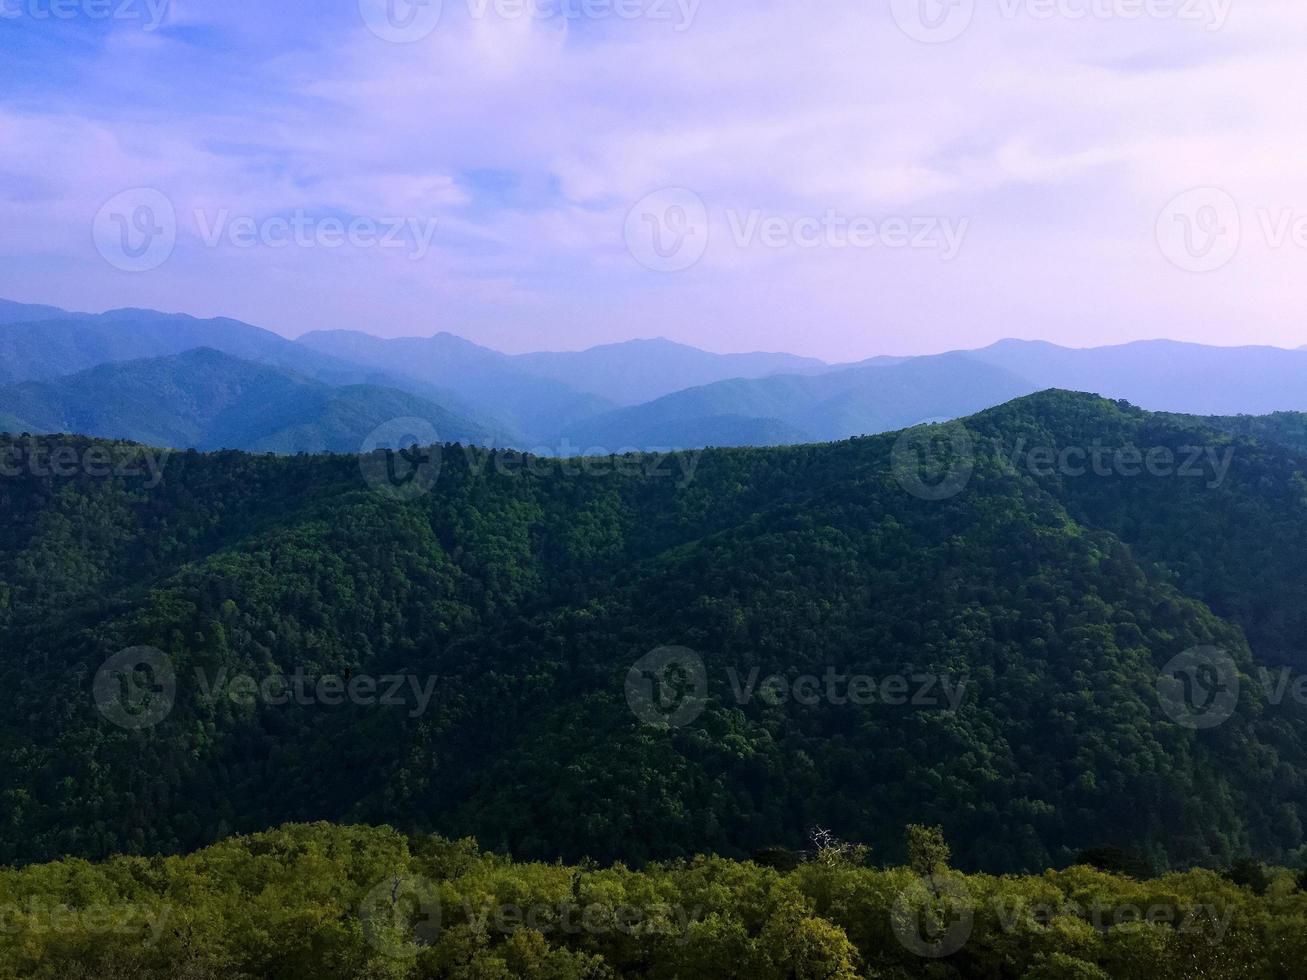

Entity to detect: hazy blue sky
[1,0,1304,360]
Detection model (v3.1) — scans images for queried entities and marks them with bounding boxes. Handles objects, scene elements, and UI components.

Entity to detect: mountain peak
[99,306,196,322]
[0,298,75,325]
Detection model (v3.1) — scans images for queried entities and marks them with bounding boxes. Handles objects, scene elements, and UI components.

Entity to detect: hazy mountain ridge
[0,305,487,422]
[0,298,70,325]
[510,336,828,405]
[0,348,497,452]
[554,353,1039,448]
[296,329,615,444]
[969,338,1307,415]
[7,300,1307,454]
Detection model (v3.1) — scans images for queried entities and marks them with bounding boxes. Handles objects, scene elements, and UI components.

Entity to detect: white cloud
[2,0,1307,358]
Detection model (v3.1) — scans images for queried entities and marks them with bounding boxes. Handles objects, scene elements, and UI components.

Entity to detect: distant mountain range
[0,348,495,453]
[299,329,826,409]
[969,338,1307,416]
[555,354,1037,449]
[296,329,617,443]
[4,298,1307,452]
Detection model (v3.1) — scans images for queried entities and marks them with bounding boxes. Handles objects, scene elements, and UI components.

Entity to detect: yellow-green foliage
[0,823,1304,979]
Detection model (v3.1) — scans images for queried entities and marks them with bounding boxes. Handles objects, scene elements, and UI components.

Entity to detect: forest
[3,391,1307,876]
[2,821,1304,979]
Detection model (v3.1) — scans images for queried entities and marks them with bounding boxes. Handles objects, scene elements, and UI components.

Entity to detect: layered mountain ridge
[5,299,1307,454]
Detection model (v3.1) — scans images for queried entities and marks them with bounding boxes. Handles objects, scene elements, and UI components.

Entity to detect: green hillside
[1,391,1306,875]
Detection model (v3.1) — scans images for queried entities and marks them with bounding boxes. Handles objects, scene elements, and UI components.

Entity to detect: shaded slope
[297,329,614,444]
[1,392,1306,872]
[0,348,497,451]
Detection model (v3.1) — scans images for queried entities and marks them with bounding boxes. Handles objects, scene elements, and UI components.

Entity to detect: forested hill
[3,390,1307,874]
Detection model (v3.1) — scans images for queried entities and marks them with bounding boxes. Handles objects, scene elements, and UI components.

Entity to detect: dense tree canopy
[1,822,1305,979]
[2,391,1307,875]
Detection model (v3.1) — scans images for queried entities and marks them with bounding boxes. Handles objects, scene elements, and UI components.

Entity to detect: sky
[1,0,1306,361]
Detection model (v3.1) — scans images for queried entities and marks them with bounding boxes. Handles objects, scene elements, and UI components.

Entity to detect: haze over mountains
[298,328,825,409]
[0,349,496,454]
[4,298,1307,453]
[559,354,1038,449]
